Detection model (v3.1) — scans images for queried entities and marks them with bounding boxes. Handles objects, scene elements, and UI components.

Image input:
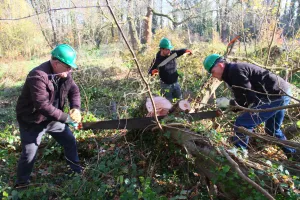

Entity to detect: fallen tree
[150,121,300,199]
[146,87,300,198]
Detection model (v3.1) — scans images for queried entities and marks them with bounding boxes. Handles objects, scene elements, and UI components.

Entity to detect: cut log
[169,99,191,114]
[145,96,172,117]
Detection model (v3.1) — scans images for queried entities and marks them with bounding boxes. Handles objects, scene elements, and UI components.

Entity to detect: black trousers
[16,121,81,184]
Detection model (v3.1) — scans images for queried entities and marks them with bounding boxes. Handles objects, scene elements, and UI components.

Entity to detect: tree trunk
[29,0,53,48]
[221,0,229,42]
[46,0,57,45]
[191,78,222,110]
[70,12,79,48]
[127,0,141,50]
[142,0,153,45]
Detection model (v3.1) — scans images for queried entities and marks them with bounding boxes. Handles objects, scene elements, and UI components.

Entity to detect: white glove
[216,97,230,108]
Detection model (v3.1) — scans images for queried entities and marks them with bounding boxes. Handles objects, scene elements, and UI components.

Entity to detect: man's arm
[172,49,188,58]
[231,70,259,107]
[28,72,68,122]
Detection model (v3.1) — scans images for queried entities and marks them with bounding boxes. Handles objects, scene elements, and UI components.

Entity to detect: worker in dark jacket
[15,44,82,187]
[148,38,192,101]
[203,54,296,158]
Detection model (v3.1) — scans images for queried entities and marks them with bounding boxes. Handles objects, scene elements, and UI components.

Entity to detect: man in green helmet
[202,54,298,160]
[15,44,82,187]
[148,37,192,101]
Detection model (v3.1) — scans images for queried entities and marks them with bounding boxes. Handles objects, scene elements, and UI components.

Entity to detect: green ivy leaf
[297,120,300,128]
[222,165,231,173]
[3,191,8,197]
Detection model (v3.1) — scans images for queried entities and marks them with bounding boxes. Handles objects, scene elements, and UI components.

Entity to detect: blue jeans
[232,93,296,154]
[16,121,81,184]
[160,81,182,101]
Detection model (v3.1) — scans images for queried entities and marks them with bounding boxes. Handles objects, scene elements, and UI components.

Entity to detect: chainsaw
[78,110,222,130]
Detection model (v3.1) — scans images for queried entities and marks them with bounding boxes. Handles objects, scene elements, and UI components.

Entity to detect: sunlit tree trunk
[142,0,153,45]
[221,0,229,42]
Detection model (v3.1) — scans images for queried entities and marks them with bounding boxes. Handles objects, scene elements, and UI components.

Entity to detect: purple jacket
[16,61,81,125]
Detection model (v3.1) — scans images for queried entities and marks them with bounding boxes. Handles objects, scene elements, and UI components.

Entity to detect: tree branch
[233,125,300,151]
[0,5,108,21]
[230,103,300,114]
[105,0,162,130]
[150,7,221,26]
[221,148,275,200]
[231,85,300,103]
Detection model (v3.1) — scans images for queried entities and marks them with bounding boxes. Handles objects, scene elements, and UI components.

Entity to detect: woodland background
[0,0,300,199]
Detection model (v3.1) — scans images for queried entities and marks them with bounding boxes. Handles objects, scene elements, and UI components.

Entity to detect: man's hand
[216,97,230,108]
[66,115,78,128]
[69,109,81,123]
[151,69,159,76]
[185,49,192,55]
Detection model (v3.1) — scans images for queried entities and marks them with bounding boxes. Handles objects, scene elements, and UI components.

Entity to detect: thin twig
[105,0,162,130]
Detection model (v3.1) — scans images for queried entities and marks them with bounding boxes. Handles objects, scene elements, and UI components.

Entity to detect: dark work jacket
[16,61,81,126]
[148,49,186,84]
[222,62,290,108]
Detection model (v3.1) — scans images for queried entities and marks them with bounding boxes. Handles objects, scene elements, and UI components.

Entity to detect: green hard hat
[203,54,222,73]
[159,38,173,50]
[51,44,77,69]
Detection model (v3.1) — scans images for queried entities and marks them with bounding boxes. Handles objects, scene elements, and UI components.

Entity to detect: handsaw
[80,110,221,130]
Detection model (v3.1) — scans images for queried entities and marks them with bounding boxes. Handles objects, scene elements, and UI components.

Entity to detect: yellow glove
[69,109,81,123]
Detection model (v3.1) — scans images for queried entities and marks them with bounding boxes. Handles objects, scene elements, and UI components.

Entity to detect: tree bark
[191,78,222,110]
[127,0,141,50]
[142,0,153,45]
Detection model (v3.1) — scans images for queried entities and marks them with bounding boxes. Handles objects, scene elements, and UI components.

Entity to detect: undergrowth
[0,36,300,199]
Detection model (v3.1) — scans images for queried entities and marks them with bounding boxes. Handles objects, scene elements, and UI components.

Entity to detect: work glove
[216,97,230,108]
[151,69,159,76]
[65,115,78,128]
[185,49,192,55]
[69,108,81,123]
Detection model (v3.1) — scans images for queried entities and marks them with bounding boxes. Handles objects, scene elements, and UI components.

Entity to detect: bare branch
[233,125,300,151]
[0,5,108,21]
[231,85,300,103]
[149,7,221,27]
[230,103,300,113]
[221,149,275,200]
[227,56,300,73]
